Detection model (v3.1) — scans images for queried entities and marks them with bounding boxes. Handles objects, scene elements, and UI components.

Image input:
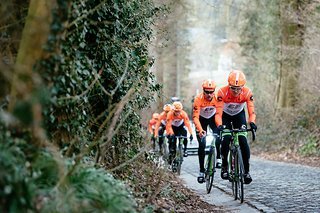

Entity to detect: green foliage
[0,125,138,212]
[0,129,34,212]
[299,136,320,157]
[41,0,160,157]
[1,0,164,211]
[41,166,137,213]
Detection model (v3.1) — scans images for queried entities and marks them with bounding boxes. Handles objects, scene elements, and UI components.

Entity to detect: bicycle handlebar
[221,128,256,141]
[200,132,219,143]
[201,132,219,140]
[174,135,188,139]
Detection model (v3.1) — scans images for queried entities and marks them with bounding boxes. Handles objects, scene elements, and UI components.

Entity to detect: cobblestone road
[182,155,320,213]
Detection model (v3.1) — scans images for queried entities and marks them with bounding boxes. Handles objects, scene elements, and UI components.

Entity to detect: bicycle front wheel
[205,147,216,194]
[236,148,244,203]
[176,141,183,175]
[230,153,239,200]
[162,139,169,162]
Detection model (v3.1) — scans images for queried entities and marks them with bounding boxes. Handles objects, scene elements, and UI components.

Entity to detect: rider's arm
[215,88,224,126]
[245,89,256,123]
[154,112,165,137]
[192,96,204,133]
[166,112,174,135]
[182,111,193,134]
[154,119,161,137]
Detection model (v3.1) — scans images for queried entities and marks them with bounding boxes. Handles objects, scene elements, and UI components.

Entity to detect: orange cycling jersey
[148,118,157,134]
[215,85,256,126]
[154,111,168,137]
[166,110,193,135]
[193,93,218,133]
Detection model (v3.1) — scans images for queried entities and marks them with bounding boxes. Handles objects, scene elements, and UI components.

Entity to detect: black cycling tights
[221,135,250,173]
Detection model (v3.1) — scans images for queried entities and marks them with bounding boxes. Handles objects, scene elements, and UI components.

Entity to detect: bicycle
[158,134,169,162]
[203,133,219,194]
[170,135,188,175]
[221,125,256,203]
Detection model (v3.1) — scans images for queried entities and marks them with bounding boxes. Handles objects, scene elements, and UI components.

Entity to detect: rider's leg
[197,132,206,173]
[221,135,231,168]
[239,135,250,173]
[182,128,188,152]
[158,125,165,152]
[174,125,188,155]
[215,137,221,159]
[239,135,252,184]
[152,136,156,150]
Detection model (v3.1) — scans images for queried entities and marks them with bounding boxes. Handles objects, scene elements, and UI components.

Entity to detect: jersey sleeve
[192,96,203,132]
[215,89,224,126]
[166,112,174,135]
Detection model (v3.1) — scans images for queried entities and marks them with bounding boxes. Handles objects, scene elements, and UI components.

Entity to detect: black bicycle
[170,135,188,175]
[203,133,219,194]
[221,125,255,203]
[158,134,169,162]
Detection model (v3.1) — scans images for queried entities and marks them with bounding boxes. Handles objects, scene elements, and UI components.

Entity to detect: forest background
[0,0,319,212]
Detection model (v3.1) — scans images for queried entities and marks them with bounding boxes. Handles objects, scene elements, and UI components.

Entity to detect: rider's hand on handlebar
[167,134,174,139]
[250,122,257,131]
[199,130,206,138]
[217,125,225,131]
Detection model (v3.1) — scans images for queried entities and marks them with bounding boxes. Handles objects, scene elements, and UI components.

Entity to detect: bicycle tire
[228,150,236,198]
[237,148,244,203]
[232,151,238,200]
[162,139,169,162]
[176,140,183,175]
[205,147,216,194]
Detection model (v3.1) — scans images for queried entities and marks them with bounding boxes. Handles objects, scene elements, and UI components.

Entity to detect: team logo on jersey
[250,96,254,101]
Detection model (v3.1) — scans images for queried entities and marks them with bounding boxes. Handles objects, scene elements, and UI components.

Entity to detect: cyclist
[166,101,193,163]
[154,104,172,153]
[215,70,257,184]
[193,79,222,183]
[148,112,160,150]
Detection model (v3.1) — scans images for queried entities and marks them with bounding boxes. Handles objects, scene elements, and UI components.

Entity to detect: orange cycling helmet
[202,79,216,90]
[228,70,246,87]
[172,101,183,111]
[163,104,172,112]
[152,113,159,119]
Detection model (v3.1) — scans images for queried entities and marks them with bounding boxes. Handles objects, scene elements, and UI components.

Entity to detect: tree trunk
[9,0,56,146]
[276,0,305,109]
[9,0,56,111]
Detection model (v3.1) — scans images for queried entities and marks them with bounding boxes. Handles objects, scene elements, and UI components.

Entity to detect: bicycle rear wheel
[205,147,216,194]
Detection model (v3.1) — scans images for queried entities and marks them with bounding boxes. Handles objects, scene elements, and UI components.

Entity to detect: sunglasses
[230,86,243,91]
[204,90,214,94]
